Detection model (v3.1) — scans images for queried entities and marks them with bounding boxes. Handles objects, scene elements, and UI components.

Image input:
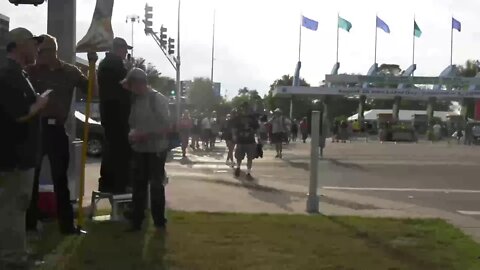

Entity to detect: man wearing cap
[97,37,133,194]
[122,68,170,231]
[0,27,47,269]
[25,34,95,235]
[269,108,288,158]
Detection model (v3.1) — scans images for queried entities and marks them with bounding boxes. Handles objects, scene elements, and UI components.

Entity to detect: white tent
[348,109,459,122]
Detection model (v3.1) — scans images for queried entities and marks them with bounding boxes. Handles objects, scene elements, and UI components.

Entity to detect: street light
[126,14,140,57]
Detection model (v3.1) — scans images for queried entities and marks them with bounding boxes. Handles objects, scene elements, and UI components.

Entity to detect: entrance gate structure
[274,72,480,137]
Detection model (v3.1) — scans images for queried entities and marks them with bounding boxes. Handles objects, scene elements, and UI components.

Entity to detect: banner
[76,0,115,53]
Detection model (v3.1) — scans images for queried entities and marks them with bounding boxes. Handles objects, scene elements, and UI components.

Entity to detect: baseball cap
[112,37,133,50]
[6,28,44,47]
[121,68,147,85]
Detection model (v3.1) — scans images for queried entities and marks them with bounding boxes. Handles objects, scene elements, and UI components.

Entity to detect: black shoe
[234,167,241,177]
[61,226,87,235]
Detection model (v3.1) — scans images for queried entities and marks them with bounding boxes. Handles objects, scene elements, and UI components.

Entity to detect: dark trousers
[99,100,131,194]
[131,151,167,227]
[26,123,74,232]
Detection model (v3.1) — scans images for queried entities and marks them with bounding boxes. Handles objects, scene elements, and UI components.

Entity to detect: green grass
[34,212,480,270]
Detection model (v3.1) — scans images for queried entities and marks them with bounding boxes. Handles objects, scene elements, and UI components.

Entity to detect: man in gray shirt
[121,68,170,231]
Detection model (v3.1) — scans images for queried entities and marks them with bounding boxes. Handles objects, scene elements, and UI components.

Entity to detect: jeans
[26,123,75,232]
[131,151,167,227]
[0,169,34,267]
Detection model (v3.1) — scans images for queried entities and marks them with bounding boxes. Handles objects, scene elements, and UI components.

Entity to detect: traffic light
[170,89,176,97]
[160,25,167,49]
[9,0,45,5]
[143,4,153,34]
[180,81,187,96]
[168,37,175,55]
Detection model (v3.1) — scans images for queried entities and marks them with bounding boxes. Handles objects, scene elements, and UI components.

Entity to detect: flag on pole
[338,16,352,32]
[76,0,115,52]
[302,15,318,31]
[452,17,461,32]
[414,20,422,37]
[376,16,390,33]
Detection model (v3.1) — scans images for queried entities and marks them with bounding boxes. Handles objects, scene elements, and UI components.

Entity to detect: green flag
[338,16,352,32]
[414,20,422,38]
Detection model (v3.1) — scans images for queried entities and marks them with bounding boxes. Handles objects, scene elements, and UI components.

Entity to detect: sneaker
[234,167,241,177]
[275,154,279,158]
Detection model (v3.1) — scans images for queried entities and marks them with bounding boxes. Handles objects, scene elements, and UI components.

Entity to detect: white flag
[76,0,115,53]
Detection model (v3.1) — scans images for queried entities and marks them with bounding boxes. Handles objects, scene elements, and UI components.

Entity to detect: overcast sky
[1,0,480,98]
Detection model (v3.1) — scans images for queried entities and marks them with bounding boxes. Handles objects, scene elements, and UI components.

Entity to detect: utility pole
[210,9,216,85]
[126,15,140,57]
[175,0,181,121]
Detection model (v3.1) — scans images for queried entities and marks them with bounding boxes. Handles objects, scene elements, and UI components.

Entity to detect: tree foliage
[188,77,221,112]
[265,75,311,119]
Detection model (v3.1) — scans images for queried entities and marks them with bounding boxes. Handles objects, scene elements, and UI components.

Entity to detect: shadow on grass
[325,215,438,270]
[38,221,168,270]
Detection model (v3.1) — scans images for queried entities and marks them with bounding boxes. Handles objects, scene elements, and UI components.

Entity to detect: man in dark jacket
[0,27,47,269]
[97,37,132,194]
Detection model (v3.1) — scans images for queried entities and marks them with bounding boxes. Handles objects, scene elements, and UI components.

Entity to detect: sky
[1,0,480,99]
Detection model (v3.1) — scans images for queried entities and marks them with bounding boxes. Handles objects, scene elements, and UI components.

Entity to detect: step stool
[89,191,132,221]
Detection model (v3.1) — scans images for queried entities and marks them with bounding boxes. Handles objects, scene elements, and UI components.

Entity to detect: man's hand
[31,95,48,113]
[129,129,149,143]
[87,52,99,64]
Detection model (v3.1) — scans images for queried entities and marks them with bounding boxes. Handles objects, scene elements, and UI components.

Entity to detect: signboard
[274,86,480,100]
[325,74,480,86]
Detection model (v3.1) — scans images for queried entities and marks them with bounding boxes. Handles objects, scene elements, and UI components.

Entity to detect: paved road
[164,140,480,219]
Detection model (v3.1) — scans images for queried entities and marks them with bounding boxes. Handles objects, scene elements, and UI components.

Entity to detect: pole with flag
[451,17,461,66]
[413,16,422,67]
[76,0,115,229]
[337,15,352,64]
[375,16,390,64]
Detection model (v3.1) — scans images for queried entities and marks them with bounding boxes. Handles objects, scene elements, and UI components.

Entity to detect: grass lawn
[34,212,480,270]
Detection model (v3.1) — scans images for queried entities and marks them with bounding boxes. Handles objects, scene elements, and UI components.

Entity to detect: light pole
[126,14,140,57]
[175,0,182,121]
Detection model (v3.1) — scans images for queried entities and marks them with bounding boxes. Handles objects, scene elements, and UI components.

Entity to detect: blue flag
[376,16,390,33]
[452,17,461,32]
[302,15,318,31]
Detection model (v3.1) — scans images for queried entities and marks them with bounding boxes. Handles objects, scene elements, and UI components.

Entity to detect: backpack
[147,91,180,151]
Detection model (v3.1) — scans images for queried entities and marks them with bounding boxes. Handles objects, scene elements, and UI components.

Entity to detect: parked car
[75,110,104,156]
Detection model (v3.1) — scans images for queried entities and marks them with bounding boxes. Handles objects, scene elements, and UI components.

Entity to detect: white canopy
[348,109,459,122]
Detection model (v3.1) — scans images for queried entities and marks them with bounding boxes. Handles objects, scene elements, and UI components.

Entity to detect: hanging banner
[76,0,115,53]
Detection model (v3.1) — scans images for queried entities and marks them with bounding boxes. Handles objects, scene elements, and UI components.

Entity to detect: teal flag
[338,16,352,32]
[414,21,422,38]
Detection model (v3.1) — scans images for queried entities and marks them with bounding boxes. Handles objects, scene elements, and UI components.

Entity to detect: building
[213,82,221,97]
[0,14,10,67]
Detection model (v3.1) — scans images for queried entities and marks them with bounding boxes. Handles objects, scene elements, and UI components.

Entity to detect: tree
[457,60,480,118]
[265,75,311,119]
[231,87,264,113]
[188,77,221,112]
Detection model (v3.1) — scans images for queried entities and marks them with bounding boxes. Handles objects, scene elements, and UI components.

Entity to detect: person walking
[232,103,259,178]
[258,115,269,145]
[210,111,219,149]
[97,37,133,194]
[178,110,193,157]
[222,112,236,166]
[25,34,94,235]
[269,108,288,158]
[300,117,309,143]
[291,119,298,142]
[201,113,212,150]
[0,28,47,269]
[122,68,170,231]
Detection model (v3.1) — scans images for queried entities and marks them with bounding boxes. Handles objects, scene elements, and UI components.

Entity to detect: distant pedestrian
[300,117,309,143]
[190,111,201,150]
[222,112,236,166]
[210,111,219,149]
[0,28,47,269]
[232,103,259,178]
[331,120,340,143]
[269,108,288,158]
[258,115,268,145]
[178,110,193,157]
[122,68,170,232]
[26,34,94,235]
[291,119,298,142]
[97,37,133,194]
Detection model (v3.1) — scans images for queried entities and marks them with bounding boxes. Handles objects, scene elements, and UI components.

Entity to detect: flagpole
[336,13,340,63]
[374,16,378,64]
[298,14,302,62]
[450,17,453,66]
[412,14,416,67]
